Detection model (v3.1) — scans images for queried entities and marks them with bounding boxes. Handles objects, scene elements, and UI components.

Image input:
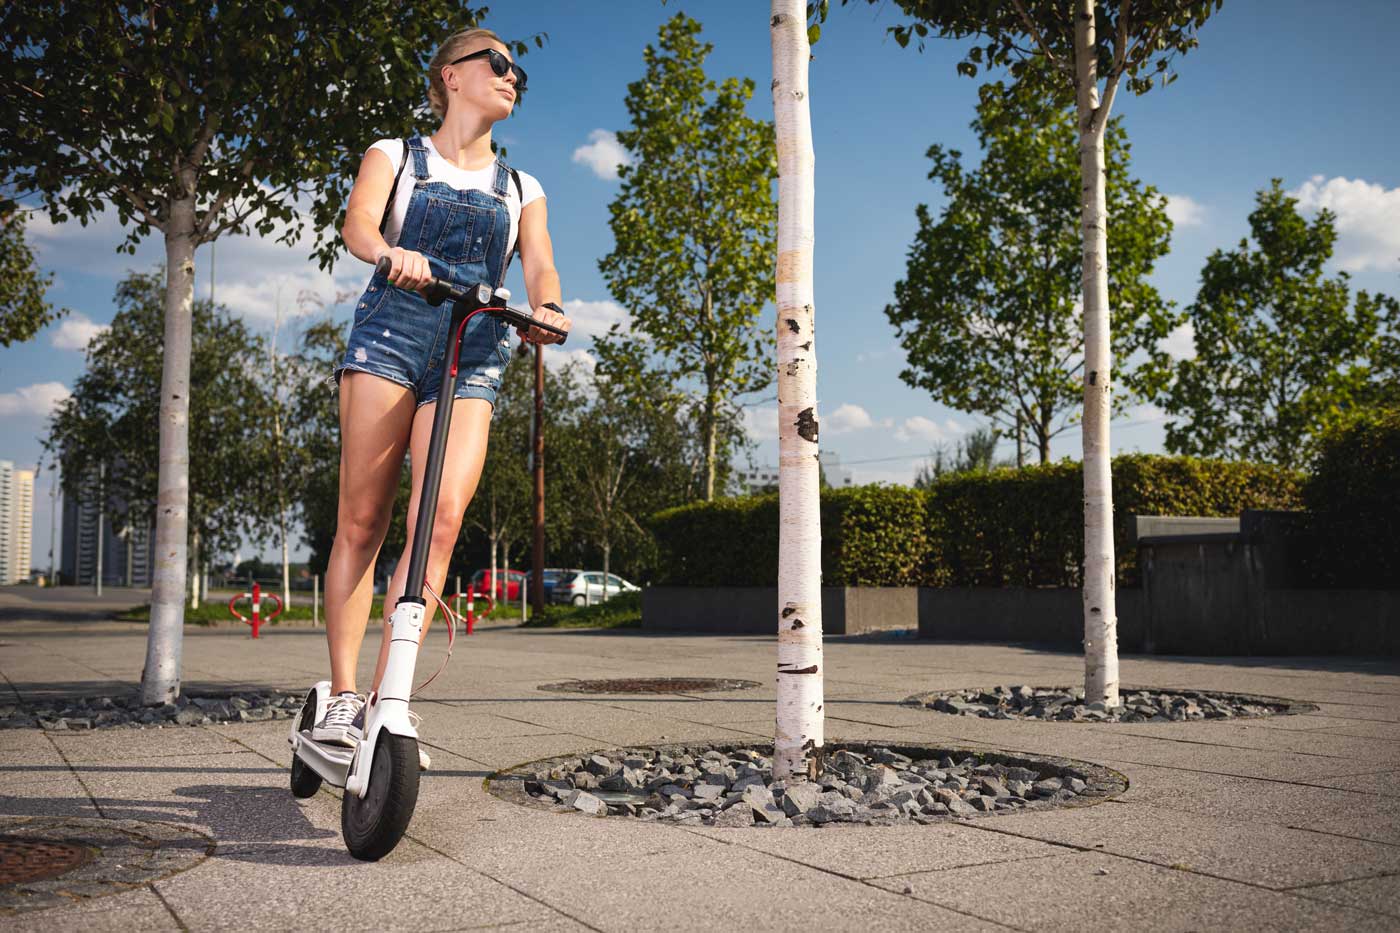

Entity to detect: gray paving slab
[4,885,180,932]
[1288,872,1400,918]
[5,600,1400,931]
[867,848,1392,932]
[979,798,1400,889]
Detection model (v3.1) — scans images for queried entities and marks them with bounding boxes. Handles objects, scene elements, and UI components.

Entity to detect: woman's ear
[441,64,458,95]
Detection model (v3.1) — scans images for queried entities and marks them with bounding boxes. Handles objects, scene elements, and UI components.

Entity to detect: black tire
[290,692,323,799]
[341,733,420,862]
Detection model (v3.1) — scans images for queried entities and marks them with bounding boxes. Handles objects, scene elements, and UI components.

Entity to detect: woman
[312,28,570,757]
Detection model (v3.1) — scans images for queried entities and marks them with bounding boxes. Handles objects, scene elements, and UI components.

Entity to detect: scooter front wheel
[290,691,323,799]
[342,732,420,861]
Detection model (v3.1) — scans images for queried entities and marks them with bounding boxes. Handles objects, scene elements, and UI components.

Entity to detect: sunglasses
[450,48,527,94]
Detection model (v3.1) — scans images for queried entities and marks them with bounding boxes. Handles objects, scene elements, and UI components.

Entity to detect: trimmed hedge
[651,455,1302,588]
[1303,406,1400,587]
[650,484,926,586]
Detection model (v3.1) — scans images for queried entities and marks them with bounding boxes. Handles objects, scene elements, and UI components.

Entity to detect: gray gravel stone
[909,685,1297,723]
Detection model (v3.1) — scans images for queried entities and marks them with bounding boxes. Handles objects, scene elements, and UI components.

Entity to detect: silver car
[552,570,639,606]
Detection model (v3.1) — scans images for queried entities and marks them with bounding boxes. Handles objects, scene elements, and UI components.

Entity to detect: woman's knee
[337,504,391,553]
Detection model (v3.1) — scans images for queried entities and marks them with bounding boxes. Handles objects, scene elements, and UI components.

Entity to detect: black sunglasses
[450,48,527,94]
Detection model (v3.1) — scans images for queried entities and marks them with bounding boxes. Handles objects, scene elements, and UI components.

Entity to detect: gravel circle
[0,691,302,731]
[902,685,1318,722]
[489,741,1125,828]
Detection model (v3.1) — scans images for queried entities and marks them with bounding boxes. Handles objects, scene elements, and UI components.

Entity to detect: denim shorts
[333,272,513,408]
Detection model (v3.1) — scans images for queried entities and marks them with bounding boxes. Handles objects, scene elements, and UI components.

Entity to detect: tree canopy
[0,211,64,347]
[888,77,1175,462]
[1145,180,1400,465]
[596,13,776,500]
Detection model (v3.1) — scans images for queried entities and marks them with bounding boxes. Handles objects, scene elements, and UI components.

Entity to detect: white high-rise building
[0,461,35,585]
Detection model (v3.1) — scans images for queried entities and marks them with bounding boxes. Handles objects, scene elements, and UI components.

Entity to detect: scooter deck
[290,729,354,787]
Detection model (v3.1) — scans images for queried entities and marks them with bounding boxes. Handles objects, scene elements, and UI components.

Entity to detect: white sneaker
[310,692,364,747]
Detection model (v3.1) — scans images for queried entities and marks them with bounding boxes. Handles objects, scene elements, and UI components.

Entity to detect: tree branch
[64,140,166,232]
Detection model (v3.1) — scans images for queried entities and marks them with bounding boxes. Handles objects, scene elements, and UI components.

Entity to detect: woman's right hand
[375,247,432,293]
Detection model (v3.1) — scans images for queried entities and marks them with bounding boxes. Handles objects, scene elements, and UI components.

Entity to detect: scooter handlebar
[373,255,568,343]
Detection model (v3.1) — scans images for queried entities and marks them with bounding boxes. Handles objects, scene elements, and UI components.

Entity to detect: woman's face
[444,40,519,121]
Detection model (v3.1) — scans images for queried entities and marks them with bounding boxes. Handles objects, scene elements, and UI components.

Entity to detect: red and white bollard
[448,584,493,635]
[228,581,284,638]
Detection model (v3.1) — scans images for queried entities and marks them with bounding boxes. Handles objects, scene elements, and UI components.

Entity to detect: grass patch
[520,591,642,629]
[115,598,386,627]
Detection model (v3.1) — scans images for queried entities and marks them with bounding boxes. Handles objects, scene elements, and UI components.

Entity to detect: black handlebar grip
[375,255,392,277]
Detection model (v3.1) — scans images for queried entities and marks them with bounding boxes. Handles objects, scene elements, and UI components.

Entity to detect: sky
[4,0,1399,568]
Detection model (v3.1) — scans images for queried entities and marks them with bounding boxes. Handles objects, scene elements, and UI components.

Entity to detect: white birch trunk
[142,194,196,705]
[1074,1,1119,707]
[771,0,823,781]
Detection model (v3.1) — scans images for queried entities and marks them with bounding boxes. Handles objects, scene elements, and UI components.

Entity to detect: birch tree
[1,1,499,703]
[771,0,823,781]
[858,0,1221,707]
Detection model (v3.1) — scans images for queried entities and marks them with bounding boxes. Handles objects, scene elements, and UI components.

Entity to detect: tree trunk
[771,0,823,782]
[142,195,196,705]
[1075,0,1119,708]
[702,376,717,501]
[602,541,611,604]
[188,526,200,608]
[1015,410,1025,468]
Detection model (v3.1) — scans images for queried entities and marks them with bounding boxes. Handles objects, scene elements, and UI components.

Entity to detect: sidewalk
[2,597,1398,931]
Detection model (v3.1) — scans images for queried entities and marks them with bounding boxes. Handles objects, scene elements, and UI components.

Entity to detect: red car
[470,568,525,602]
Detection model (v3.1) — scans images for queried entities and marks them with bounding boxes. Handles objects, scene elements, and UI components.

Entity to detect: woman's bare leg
[324,372,416,694]
[371,397,494,691]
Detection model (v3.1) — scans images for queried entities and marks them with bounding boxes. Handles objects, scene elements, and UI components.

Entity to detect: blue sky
[5,0,1399,566]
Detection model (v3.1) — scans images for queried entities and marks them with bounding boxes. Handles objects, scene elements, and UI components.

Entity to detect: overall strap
[378,139,410,235]
[408,135,431,180]
[490,156,511,199]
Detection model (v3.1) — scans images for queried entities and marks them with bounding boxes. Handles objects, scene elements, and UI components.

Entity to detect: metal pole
[49,465,56,586]
[531,343,545,612]
[313,574,319,627]
[94,463,104,596]
[455,574,461,621]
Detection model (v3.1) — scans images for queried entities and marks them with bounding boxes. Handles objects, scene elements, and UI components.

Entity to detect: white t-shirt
[368,138,545,256]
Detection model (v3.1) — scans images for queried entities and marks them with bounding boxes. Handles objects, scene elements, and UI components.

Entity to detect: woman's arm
[340,147,431,290]
[517,197,570,345]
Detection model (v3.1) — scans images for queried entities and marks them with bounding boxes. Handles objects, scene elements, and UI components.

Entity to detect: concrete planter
[641,586,916,636]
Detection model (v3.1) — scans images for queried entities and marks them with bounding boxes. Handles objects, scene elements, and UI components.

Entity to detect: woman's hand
[376,247,433,293]
[519,302,571,345]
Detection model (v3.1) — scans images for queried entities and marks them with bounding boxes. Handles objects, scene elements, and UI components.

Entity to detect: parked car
[470,568,525,602]
[551,571,639,606]
[525,568,580,603]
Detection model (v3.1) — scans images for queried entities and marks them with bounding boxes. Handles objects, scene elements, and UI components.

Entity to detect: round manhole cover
[0,839,94,885]
[538,677,760,694]
[0,818,212,915]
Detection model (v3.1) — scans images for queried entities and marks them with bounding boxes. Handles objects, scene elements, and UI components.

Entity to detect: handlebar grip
[371,254,567,344]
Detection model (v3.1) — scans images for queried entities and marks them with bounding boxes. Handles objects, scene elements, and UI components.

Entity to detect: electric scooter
[288,257,568,861]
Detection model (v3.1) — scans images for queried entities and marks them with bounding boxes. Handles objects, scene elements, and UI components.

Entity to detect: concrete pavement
[1,588,1398,931]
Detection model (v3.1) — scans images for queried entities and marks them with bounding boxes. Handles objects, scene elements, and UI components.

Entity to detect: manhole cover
[0,839,94,885]
[0,818,212,915]
[538,677,760,694]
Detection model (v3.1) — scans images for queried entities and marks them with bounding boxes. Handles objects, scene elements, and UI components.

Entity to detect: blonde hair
[427,28,506,120]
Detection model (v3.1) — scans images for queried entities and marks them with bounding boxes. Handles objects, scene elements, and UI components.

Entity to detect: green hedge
[650,484,927,586]
[1303,406,1400,587]
[651,455,1301,588]
[927,455,1302,587]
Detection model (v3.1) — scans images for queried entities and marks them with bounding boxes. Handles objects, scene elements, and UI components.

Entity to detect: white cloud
[1162,320,1196,360]
[50,313,110,351]
[743,405,779,442]
[571,130,632,181]
[894,415,961,444]
[1290,175,1400,271]
[0,381,71,418]
[560,298,631,342]
[1164,194,1206,228]
[543,346,598,377]
[826,403,873,434]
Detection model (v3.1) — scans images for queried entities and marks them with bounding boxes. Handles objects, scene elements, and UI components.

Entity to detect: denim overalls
[334,135,515,408]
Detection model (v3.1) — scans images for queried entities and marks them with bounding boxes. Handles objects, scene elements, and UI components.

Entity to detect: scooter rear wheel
[342,732,420,861]
[290,691,323,799]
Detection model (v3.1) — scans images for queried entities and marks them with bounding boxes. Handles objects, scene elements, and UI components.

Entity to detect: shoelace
[322,695,364,728]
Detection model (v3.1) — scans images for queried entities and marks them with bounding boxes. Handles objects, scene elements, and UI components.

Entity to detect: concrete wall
[642,586,917,636]
[917,587,1145,651]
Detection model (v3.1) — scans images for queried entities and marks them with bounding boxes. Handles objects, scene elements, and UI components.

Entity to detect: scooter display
[288,257,567,861]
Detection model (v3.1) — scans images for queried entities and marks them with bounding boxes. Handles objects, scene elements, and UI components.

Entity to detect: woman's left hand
[520,302,571,345]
